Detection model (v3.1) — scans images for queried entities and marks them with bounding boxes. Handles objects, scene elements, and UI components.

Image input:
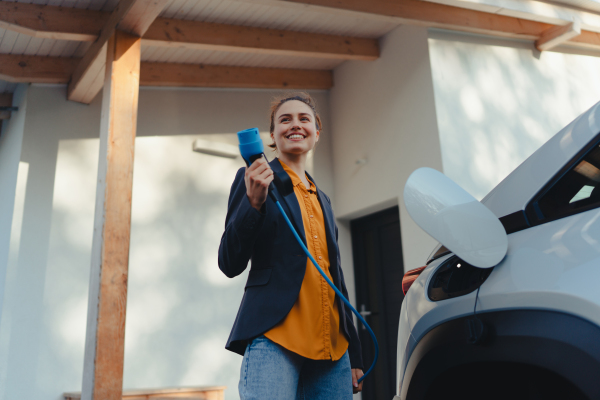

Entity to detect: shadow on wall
[18,135,251,400]
[429,34,600,200]
[124,135,247,395]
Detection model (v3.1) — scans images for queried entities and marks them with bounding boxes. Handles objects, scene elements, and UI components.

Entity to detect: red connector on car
[402,266,427,295]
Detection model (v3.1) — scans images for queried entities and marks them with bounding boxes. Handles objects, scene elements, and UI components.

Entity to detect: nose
[291,118,301,130]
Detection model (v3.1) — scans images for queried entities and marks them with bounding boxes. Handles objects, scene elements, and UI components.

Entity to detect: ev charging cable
[273,200,378,383]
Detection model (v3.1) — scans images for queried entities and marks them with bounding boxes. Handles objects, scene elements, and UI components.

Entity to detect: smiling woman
[218,92,364,399]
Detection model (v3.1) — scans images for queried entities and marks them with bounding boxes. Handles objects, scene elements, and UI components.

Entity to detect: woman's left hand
[351,369,364,394]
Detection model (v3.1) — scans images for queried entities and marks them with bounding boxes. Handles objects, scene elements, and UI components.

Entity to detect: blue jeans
[239,336,353,400]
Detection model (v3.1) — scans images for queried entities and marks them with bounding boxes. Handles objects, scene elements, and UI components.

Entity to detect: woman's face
[271,100,319,157]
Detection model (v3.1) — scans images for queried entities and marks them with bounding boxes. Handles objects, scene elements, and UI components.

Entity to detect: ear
[315,130,320,142]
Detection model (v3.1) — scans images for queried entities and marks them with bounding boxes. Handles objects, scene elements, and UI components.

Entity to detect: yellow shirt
[264,161,349,360]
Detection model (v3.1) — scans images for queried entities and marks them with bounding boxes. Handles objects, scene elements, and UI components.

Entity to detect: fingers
[352,369,364,394]
[246,156,270,174]
[246,159,273,186]
[245,158,274,210]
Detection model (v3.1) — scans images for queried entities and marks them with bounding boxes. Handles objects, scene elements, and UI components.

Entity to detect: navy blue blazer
[218,158,363,369]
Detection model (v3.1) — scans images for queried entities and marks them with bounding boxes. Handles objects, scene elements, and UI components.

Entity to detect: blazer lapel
[270,159,306,245]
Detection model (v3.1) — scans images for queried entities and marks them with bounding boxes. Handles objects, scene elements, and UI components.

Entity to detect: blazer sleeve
[218,167,268,278]
[335,219,364,370]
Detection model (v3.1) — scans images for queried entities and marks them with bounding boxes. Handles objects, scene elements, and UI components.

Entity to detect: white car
[394,101,600,400]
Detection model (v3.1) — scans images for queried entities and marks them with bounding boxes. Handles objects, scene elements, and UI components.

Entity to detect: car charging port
[428,256,493,301]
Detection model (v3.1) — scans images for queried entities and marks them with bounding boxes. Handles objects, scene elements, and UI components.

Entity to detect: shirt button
[314,235,318,239]
[319,256,322,260]
[305,195,308,198]
[310,215,314,218]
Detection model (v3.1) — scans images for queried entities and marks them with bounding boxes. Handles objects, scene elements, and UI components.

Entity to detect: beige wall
[429,30,600,200]
[330,24,443,292]
[0,84,27,326]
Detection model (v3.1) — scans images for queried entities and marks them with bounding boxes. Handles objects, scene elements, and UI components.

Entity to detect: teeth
[288,134,304,139]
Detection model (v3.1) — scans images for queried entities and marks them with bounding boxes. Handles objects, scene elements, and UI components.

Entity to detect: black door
[351,206,404,400]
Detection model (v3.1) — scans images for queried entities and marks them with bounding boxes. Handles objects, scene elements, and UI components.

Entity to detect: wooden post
[82,30,140,400]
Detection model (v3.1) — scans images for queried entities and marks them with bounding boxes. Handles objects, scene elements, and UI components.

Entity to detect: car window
[532,142,600,221]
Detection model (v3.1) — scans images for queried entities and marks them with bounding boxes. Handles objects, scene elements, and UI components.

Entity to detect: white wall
[429,30,600,200]
[330,24,443,288]
[0,85,104,400]
[0,84,27,324]
[0,85,332,400]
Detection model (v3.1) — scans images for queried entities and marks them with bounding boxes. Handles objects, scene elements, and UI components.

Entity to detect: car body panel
[395,295,414,395]
[397,207,600,396]
[478,206,600,326]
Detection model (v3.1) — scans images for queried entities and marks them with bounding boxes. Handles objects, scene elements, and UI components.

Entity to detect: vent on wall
[192,138,239,159]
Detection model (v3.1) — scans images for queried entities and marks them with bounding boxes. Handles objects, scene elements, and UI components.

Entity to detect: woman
[218,93,363,399]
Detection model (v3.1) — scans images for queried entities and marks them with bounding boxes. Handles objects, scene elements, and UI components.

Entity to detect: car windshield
[536,142,600,219]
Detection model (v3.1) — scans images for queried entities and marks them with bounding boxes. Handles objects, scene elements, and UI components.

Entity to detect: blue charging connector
[237,128,378,384]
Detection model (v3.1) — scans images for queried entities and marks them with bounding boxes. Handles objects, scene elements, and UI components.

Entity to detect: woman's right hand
[245,157,274,211]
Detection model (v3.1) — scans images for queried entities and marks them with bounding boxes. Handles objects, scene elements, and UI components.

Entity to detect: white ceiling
[546,0,600,13]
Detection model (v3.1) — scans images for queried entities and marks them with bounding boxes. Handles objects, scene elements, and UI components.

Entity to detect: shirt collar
[279,159,316,192]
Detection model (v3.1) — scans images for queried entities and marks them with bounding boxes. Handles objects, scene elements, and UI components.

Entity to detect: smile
[286,134,305,140]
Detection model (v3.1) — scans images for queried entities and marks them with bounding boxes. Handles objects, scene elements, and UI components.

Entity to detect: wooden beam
[119,0,172,37]
[83,30,141,400]
[283,0,554,39]
[570,29,600,49]
[141,62,333,89]
[64,386,227,400]
[0,93,13,120]
[0,54,333,89]
[144,18,379,60]
[536,21,582,51]
[0,54,76,83]
[423,0,600,33]
[0,2,107,41]
[67,0,138,104]
[281,0,600,52]
[68,0,169,104]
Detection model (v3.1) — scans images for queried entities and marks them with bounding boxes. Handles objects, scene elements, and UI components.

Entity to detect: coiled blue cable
[274,200,378,384]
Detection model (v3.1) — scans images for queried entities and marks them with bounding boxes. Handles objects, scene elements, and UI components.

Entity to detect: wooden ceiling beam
[0,54,333,90]
[282,0,553,39]
[67,0,170,104]
[280,0,597,47]
[0,2,107,41]
[0,54,77,83]
[144,18,379,60]
[140,62,333,89]
[536,21,582,51]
